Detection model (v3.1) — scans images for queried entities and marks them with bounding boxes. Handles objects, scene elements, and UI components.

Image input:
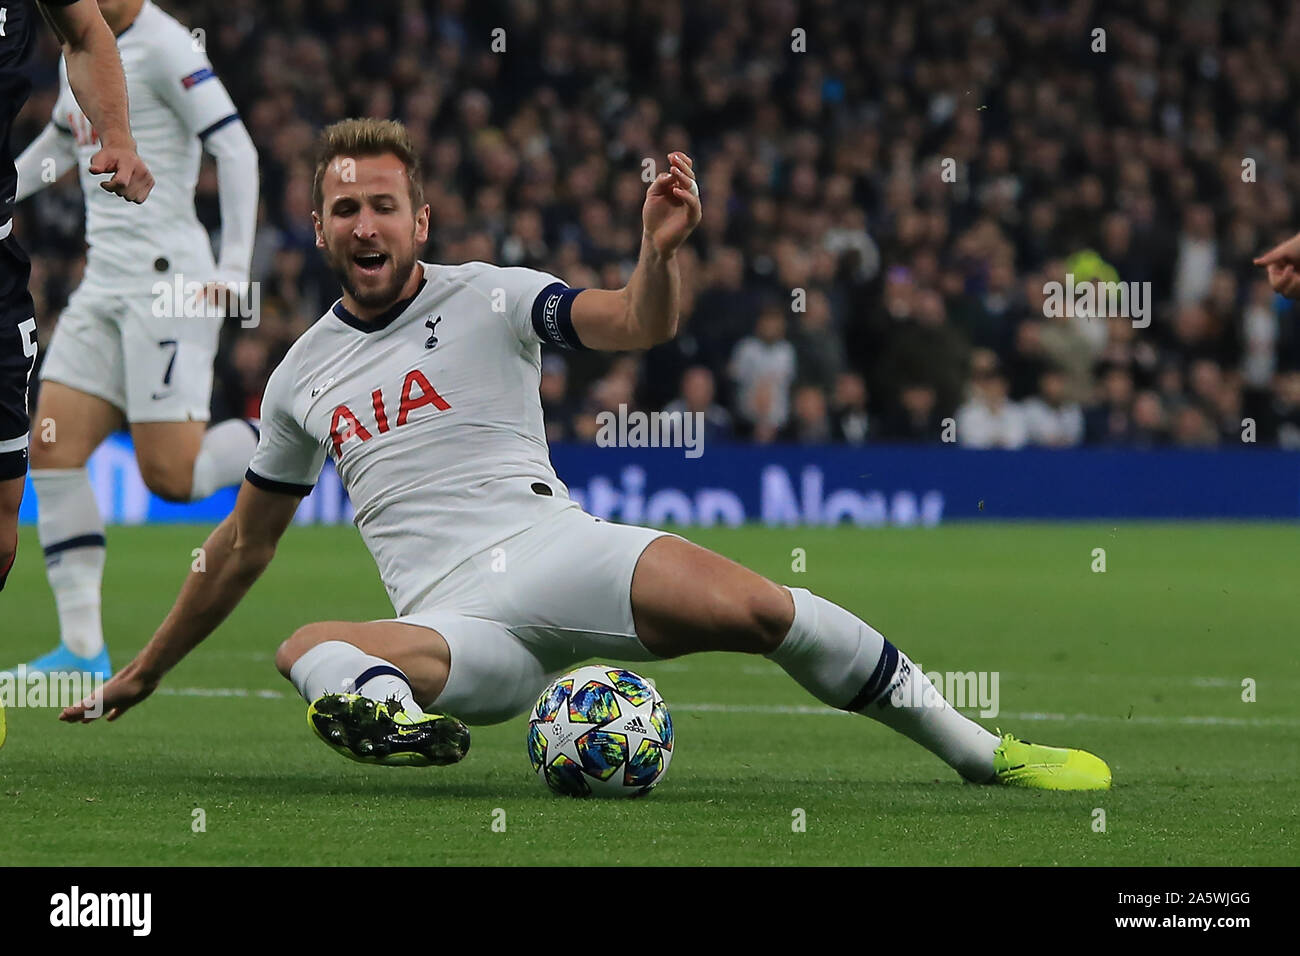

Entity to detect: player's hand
[59,658,161,723]
[1253,231,1300,298]
[88,144,154,203]
[203,282,231,314]
[643,152,702,257]
[202,280,244,315]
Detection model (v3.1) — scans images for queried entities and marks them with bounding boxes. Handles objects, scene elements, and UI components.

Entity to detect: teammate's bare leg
[24,384,120,669]
[0,475,22,591]
[131,421,205,502]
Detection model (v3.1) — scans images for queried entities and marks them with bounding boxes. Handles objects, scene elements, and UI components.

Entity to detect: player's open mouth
[352,251,388,275]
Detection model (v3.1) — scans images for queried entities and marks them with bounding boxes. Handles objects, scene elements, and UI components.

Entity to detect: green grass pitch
[1,521,1295,866]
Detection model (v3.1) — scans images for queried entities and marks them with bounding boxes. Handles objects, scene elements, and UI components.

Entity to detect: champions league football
[527,665,674,798]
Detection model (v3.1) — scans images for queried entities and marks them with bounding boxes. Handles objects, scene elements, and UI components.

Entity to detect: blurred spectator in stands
[1169,303,1221,368]
[664,365,732,446]
[1265,369,1300,448]
[1187,359,1224,412]
[1212,376,1246,445]
[951,254,1021,355]
[1022,368,1084,447]
[1131,391,1168,448]
[1240,280,1279,390]
[1172,404,1220,447]
[791,288,842,392]
[956,350,1028,449]
[829,372,872,444]
[1085,363,1137,445]
[573,355,640,443]
[848,264,913,389]
[694,246,758,371]
[1006,320,1048,400]
[1155,362,1186,415]
[875,288,969,419]
[1036,273,1095,404]
[540,353,576,442]
[1173,205,1217,307]
[1097,317,1159,384]
[500,208,549,268]
[729,303,796,443]
[780,384,832,444]
[883,383,943,442]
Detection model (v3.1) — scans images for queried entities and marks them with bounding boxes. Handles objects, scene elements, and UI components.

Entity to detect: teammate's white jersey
[48,0,237,293]
[248,261,586,615]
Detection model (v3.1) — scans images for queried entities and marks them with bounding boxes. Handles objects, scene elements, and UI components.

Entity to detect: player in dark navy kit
[0,0,151,590]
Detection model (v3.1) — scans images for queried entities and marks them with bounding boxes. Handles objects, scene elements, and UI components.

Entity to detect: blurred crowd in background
[13,0,1300,448]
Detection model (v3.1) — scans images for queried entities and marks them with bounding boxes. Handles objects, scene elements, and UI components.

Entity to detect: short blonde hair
[312,118,424,213]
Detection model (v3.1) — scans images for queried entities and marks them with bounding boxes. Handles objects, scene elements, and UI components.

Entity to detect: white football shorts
[39,284,221,423]
[388,506,678,725]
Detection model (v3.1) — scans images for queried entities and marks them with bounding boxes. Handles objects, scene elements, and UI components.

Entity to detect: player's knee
[743,584,795,654]
[29,434,50,467]
[137,458,194,503]
[29,430,68,469]
[275,624,326,677]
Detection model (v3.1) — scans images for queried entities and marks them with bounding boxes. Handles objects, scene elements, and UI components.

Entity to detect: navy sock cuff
[43,533,107,560]
[844,640,901,712]
[352,664,411,694]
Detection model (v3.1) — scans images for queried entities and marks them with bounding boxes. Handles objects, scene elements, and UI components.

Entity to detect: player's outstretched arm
[59,483,300,723]
[39,0,153,202]
[202,120,259,291]
[14,122,77,202]
[570,151,701,350]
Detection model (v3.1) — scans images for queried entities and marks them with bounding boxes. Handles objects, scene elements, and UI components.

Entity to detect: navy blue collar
[331,275,428,333]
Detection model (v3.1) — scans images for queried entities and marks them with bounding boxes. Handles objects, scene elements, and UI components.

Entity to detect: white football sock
[770,587,1000,782]
[189,419,259,501]
[288,640,424,718]
[33,468,106,658]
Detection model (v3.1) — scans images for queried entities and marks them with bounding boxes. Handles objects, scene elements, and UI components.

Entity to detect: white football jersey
[49,0,237,293]
[248,261,586,615]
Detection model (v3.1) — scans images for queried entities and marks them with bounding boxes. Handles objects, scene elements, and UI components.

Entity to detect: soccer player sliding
[61,118,1110,791]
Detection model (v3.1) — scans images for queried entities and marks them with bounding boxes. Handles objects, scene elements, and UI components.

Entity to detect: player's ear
[414,204,430,244]
[312,211,325,248]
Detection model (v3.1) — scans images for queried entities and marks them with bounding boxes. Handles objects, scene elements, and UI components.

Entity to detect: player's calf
[0,475,20,591]
[133,419,260,503]
[135,458,195,503]
[133,421,205,502]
